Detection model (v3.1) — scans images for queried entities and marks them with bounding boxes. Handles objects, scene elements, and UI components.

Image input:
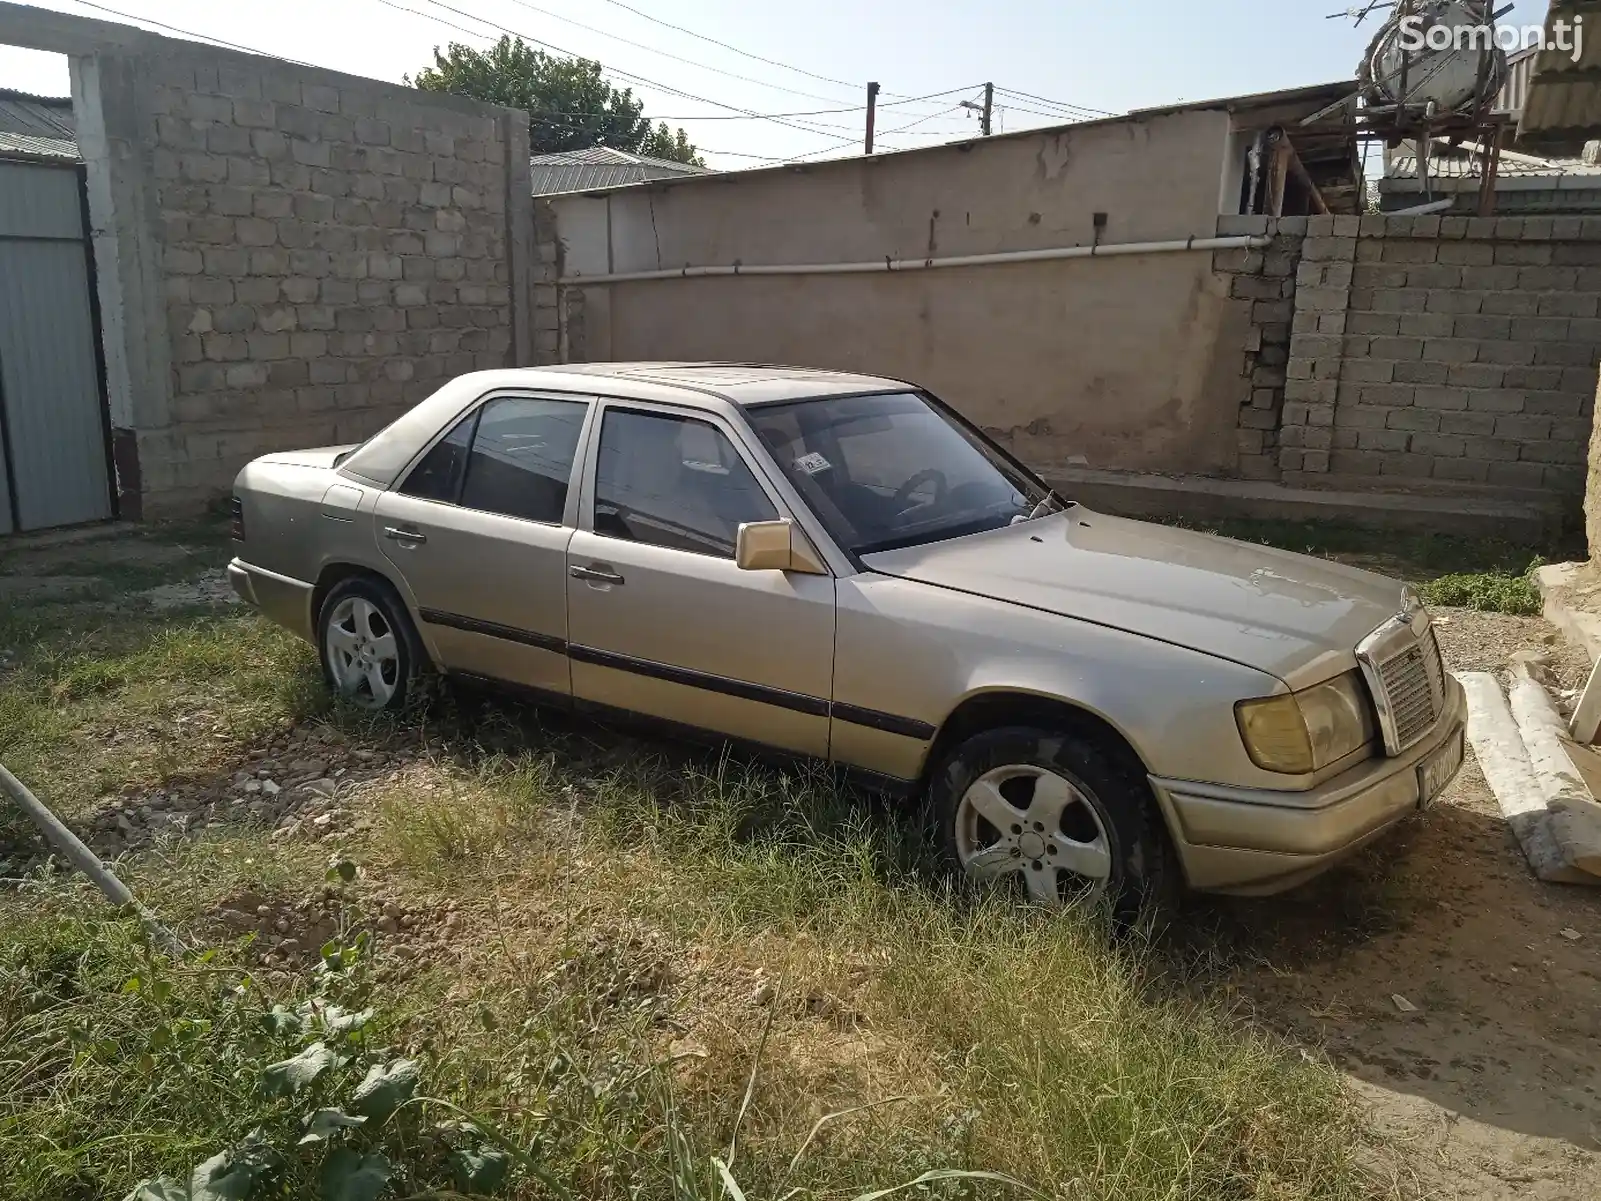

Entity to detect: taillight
[230,497,246,542]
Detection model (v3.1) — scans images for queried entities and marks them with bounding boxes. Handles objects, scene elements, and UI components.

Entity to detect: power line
[389,0,981,155]
[584,0,874,98]
[499,0,853,108]
[992,86,1115,119]
[56,0,312,65]
[994,101,1102,125]
[878,104,969,137]
[381,0,908,145]
[555,0,968,114]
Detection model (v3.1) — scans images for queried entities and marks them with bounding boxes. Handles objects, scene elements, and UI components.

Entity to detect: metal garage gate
[0,157,112,535]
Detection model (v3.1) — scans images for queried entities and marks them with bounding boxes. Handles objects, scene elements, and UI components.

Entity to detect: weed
[1165,516,1558,616]
[1419,567,1543,616]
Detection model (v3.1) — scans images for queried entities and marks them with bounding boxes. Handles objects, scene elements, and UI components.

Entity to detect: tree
[412,37,704,165]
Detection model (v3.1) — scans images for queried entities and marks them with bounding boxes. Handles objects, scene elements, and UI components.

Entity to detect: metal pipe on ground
[558,234,1275,286]
[0,759,184,957]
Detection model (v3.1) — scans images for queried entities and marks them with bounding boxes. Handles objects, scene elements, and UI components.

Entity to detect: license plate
[1417,727,1466,809]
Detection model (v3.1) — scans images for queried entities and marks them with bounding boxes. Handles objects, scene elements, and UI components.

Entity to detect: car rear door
[373,391,594,698]
[564,400,836,758]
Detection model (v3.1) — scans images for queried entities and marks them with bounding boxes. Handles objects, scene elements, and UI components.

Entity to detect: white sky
[0,0,1547,170]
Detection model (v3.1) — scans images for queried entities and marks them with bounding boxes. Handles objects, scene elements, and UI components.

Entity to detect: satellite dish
[1359,0,1509,116]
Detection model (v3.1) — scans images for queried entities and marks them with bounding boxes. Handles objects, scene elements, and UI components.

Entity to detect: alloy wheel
[324,596,400,709]
[954,764,1113,905]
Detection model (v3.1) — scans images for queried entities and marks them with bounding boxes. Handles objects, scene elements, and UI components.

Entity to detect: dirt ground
[1197,609,1601,1200]
[5,528,1601,1197]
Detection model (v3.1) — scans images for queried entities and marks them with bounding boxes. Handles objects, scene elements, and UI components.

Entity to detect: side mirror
[736,520,827,574]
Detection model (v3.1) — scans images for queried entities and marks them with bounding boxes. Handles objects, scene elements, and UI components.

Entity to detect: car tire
[316,575,426,713]
[930,725,1174,922]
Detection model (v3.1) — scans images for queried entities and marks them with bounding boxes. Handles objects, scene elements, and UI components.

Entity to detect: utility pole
[961,83,995,136]
[865,81,879,153]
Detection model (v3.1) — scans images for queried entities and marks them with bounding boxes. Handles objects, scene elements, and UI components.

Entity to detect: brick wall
[80,38,532,515]
[1275,214,1601,503]
[532,197,559,365]
[1214,216,1308,479]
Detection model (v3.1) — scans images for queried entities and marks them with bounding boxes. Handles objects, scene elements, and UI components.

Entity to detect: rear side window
[400,411,476,503]
[459,397,588,524]
[592,409,778,558]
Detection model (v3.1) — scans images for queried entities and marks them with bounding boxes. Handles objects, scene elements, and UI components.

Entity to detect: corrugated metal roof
[0,90,75,140]
[530,145,710,195]
[0,132,79,161]
[1517,2,1601,153]
[1389,147,1601,180]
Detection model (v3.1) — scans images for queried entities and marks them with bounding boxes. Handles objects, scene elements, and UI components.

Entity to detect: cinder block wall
[1274,214,1601,503]
[77,37,532,516]
[1212,216,1308,480]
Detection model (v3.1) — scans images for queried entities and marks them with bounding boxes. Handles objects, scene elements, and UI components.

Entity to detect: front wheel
[931,725,1173,920]
[316,577,424,712]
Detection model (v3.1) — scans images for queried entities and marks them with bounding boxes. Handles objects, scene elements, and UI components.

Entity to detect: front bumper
[227,558,316,643]
[1150,676,1467,895]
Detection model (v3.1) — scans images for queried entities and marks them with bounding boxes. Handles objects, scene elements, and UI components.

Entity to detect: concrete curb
[1506,663,1601,883]
[1459,671,1592,884]
[1534,562,1601,667]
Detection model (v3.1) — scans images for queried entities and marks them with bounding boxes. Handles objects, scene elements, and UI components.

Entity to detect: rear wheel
[931,725,1172,920]
[316,577,424,712]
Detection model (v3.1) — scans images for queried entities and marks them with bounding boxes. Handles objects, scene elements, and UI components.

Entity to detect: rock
[749,982,774,1007]
[243,780,262,794]
[1391,994,1418,1014]
[1561,927,1584,941]
[261,780,281,797]
[311,813,332,828]
[378,916,399,935]
[289,759,328,776]
[305,778,337,797]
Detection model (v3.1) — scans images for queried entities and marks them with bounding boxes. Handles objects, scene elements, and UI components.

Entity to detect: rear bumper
[228,558,315,643]
[1151,677,1467,895]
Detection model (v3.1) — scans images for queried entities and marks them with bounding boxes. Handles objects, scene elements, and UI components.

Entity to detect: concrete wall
[548,110,1251,475]
[1272,214,1600,503]
[3,4,533,516]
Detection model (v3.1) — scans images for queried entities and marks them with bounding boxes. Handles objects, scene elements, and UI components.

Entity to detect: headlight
[1235,670,1377,774]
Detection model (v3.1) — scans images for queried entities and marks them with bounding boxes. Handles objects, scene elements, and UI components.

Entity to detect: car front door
[565,401,836,758]
[373,392,593,697]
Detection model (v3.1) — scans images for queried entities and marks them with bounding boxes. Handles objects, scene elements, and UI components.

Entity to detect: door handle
[570,563,625,586]
[383,526,427,545]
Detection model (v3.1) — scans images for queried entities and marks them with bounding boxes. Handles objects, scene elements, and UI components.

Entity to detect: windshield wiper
[1033,490,1073,518]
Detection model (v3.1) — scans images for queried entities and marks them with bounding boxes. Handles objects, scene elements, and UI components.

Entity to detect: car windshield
[747,391,1066,556]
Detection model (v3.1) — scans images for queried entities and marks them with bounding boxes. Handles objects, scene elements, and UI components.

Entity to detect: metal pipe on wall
[558,234,1275,286]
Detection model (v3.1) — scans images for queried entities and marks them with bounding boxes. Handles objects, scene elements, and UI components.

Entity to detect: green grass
[0,758,1369,1201]
[8,514,1495,1199]
[1169,516,1559,617]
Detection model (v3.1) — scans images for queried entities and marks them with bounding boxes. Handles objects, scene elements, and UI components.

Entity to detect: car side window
[592,409,779,558]
[399,410,477,503]
[458,397,588,524]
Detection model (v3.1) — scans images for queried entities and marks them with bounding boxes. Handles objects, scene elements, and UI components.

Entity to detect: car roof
[466,362,912,407]
[336,363,913,488]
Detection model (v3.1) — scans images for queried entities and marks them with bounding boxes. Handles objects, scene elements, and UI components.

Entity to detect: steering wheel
[890,469,949,515]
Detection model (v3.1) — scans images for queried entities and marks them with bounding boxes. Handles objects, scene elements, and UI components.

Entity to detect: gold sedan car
[229,364,1465,913]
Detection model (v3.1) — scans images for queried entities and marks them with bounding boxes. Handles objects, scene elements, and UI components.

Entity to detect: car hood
[861,510,1411,687]
[253,445,359,469]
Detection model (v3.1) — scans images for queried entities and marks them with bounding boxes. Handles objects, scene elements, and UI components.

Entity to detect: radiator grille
[1377,630,1445,750]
